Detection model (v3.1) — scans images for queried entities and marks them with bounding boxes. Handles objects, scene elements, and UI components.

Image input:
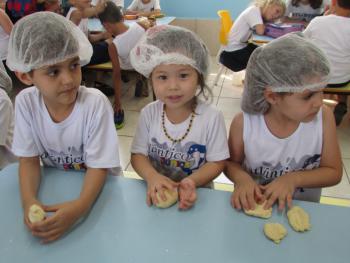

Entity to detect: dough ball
[244,201,272,219]
[155,189,178,208]
[28,204,46,223]
[287,206,311,232]
[264,223,287,244]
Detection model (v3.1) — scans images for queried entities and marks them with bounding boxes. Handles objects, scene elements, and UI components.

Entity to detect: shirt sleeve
[154,0,161,10]
[285,0,292,16]
[303,19,315,38]
[205,110,230,162]
[84,95,121,171]
[12,94,39,157]
[130,107,150,156]
[127,0,138,11]
[0,97,13,146]
[246,6,264,29]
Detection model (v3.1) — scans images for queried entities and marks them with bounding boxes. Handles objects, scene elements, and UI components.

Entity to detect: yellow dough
[155,189,178,208]
[244,201,272,219]
[264,223,287,244]
[28,204,46,223]
[287,206,311,232]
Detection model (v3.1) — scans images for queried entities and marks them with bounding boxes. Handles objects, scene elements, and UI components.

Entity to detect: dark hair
[338,0,350,9]
[292,0,322,9]
[98,1,123,23]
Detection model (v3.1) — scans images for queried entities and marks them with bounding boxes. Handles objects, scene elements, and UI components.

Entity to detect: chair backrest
[218,10,233,46]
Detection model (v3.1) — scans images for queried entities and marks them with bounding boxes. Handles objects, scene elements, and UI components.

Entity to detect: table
[1,163,350,263]
[88,16,176,32]
[251,33,275,45]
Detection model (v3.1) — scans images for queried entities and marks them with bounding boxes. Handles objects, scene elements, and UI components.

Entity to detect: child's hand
[29,200,86,243]
[231,176,264,211]
[260,173,296,211]
[147,174,178,206]
[178,177,197,210]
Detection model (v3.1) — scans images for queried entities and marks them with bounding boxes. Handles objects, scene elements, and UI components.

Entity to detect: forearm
[19,157,41,208]
[224,160,252,185]
[88,32,106,43]
[292,166,342,189]
[112,70,122,108]
[188,161,225,187]
[131,153,160,182]
[77,167,107,215]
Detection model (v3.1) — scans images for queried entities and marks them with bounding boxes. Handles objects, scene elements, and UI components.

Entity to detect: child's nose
[61,71,74,85]
[168,78,179,90]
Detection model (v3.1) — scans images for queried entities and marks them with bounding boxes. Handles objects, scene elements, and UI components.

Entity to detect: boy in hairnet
[225,33,342,212]
[0,61,16,169]
[7,12,121,243]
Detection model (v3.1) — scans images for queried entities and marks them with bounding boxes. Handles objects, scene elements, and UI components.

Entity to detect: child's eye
[71,62,81,70]
[179,73,189,79]
[157,75,167,80]
[47,69,59,77]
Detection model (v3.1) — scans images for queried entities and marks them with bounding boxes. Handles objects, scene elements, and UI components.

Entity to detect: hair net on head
[130,25,210,78]
[241,33,330,114]
[0,61,12,92]
[6,12,92,72]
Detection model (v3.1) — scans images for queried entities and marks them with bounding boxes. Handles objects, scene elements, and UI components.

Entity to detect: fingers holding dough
[28,204,46,223]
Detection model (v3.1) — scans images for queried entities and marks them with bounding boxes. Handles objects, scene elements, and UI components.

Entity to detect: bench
[324,82,350,95]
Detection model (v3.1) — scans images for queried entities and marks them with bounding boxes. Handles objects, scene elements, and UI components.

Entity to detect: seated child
[125,0,161,17]
[220,0,285,72]
[130,25,230,210]
[98,0,149,129]
[0,61,16,170]
[0,8,12,63]
[7,12,121,243]
[304,0,350,125]
[225,33,342,211]
[284,0,330,22]
[5,0,37,23]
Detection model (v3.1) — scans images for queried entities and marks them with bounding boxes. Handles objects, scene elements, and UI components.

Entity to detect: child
[304,0,350,125]
[125,0,161,17]
[130,25,230,210]
[98,1,149,129]
[7,12,121,243]
[284,0,330,22]
[0,61,16,170]
[225,33,342,212]
[0,8,12,64]
[220,0,286,73]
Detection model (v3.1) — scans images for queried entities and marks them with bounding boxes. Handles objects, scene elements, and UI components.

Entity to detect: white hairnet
[6,12,92,72]
[242,33,330,114]
[0,61,12,92]
[130,25,210,78]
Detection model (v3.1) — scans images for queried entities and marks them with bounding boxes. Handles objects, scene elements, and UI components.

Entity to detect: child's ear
[15,72,34,86]
[264,88,278,105]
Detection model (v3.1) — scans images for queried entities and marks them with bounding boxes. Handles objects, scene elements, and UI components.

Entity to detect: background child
[284,0,330,22]
[304,0,350,126]
[0,8,13,63]
[125,0,161,17]
[130,25,229,210]
[0,61,16,170]
[7,12,121,243]
[98,1,149,129]
[220,0,285,73]
[225,33,342,212]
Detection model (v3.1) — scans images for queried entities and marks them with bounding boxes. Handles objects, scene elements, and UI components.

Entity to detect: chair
[214,10,233,86]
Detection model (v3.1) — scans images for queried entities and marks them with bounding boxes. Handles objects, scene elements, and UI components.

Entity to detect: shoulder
[196,100,223,119]
[230,112,244,133]
[0,89,12,108]
[140,100,162,117]
[14,86,37,106]
[77,86,112,112]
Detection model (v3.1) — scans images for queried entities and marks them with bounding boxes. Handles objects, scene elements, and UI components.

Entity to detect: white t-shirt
[131,100,229,182]
[304,15,350,84]
[66,7,89,38]
[242,109,323,202]
[127,0,161,12]
[113,23,145,70]
[12,86,121,175]
[224,5,263,52]
[0,88,16,169]
[0,25,9,60]
[285,0,329,21]
[92,0,124,7]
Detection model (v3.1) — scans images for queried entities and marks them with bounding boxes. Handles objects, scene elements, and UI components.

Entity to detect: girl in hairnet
[225,33,342,212]
[7,12,121,243]
[130,25,229,210]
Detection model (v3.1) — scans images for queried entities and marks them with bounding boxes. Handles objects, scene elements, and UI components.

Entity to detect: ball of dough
[28,204,46,223]
[264,223,287,244]
[287,206,311,232]
[244,201,272,219]
[155,189,178,208]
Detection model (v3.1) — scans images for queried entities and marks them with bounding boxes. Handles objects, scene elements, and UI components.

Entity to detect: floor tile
[117,135,133,171]
[321,168,350,199]
[216,97,241,119]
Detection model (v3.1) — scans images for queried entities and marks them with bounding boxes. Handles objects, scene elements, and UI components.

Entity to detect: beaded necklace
[161,104,196,144]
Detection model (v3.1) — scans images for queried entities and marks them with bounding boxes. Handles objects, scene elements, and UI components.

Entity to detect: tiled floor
[9,56,350,206]
[112,56,350,205]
